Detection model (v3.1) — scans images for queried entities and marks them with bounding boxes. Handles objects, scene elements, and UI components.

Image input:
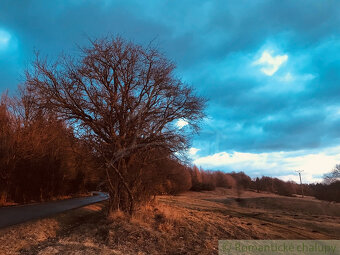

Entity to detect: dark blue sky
[1,0,340,182]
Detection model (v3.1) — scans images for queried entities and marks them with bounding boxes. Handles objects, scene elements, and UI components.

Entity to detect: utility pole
[295,170,304,198]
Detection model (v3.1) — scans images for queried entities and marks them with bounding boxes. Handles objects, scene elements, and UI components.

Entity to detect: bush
[312,181,340,202]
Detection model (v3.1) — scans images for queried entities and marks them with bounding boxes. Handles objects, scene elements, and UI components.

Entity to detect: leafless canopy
[25,37,206,214]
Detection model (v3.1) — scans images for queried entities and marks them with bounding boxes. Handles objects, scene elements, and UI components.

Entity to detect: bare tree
[324,165,340,184]
[25,37,205,214]
[0,94,16,204]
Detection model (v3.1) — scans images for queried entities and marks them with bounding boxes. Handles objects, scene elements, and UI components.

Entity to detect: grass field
[0,188,339,254]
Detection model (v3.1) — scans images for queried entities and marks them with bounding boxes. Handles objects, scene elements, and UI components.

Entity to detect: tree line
[0,94,100,204]
[185,165,339,202]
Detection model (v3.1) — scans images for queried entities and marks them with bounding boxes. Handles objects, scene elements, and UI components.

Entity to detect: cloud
[176,119,189,129]
[279,174,323,184]
[1,0,340,180]
[280,72,294,82]
[278,72,315,84]
[193,145,340,183]
[0,29,10,49]
[188,147,200,156]
[253,50,288,76]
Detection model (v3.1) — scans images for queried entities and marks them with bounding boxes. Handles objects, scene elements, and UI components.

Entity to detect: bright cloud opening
[188,147,200,156]
[0,29,11,50]
[253,50,288,76]
[176,119,189,129]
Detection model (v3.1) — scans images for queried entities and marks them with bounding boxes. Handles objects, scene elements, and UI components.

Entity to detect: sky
[1,0,340,183]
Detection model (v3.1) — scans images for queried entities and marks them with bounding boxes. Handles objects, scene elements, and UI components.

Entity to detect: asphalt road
[0,192,109,229]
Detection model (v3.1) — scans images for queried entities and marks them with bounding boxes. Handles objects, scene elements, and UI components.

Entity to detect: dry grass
[0,188,339,254]
[0,203,106,255]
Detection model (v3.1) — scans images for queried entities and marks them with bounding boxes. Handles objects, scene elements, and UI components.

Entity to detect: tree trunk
[106,158,135,215]
[122,158,135,215]
[0,191,7,205]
